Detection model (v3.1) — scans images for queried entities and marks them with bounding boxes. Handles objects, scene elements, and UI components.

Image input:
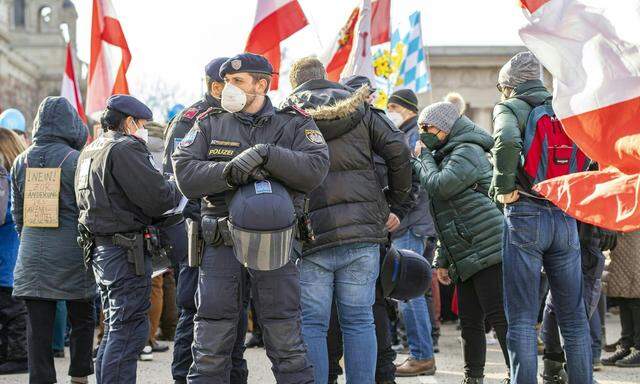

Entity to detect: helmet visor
[228,221,295,271]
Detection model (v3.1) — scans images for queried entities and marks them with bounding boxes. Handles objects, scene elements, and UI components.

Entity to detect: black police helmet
[380,246,431,301]
[229,180,295,231]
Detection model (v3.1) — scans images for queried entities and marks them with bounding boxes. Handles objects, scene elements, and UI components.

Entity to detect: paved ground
[3,313,640,383]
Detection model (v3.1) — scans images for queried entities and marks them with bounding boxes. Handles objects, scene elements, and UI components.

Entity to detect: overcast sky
[70,0,526,108]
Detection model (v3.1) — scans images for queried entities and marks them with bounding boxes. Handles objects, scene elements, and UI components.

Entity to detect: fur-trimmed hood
[286,81,370,142]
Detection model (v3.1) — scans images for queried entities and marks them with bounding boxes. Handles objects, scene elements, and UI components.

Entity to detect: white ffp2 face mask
[221,83,247,113]
[386,111,404,128]
[133,121,148,143]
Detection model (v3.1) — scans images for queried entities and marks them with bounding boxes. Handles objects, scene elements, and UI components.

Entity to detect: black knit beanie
[388,89,419,113]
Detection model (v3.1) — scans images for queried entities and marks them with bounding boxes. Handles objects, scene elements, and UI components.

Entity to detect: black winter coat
[284,79,412,255]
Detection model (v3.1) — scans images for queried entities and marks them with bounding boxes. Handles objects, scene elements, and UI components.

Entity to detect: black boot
[602,346,631,366]
[541,359,568,384]
[616,348,640,367]
[461,377,484,384]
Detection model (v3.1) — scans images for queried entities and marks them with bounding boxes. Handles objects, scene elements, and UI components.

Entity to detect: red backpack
[516,96,588,193]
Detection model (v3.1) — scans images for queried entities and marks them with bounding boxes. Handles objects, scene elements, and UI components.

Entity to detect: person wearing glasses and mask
[74,94,182,384]
[413,102,510,384]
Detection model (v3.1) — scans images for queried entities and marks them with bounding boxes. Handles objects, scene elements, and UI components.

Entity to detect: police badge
[231,59,242,70]
[305,129,325,145]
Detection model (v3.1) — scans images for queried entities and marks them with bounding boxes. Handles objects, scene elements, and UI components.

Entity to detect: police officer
[163,57,250,384]
[75,95,182,384]
[162,57,228,175]
[172,53,329,384]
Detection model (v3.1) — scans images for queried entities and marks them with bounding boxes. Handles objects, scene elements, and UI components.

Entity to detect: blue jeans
[52,300,67,351]
[392,231,434,360]
[503,198,592,384]
[300,242,379,384]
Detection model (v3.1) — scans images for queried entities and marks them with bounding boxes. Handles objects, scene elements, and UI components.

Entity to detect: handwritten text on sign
[23,168,61,228]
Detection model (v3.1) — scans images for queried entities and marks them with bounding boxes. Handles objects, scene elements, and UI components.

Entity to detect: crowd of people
[0,49,638,384]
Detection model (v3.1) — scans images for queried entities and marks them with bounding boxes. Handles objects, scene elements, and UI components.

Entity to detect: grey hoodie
[11,97,95,300]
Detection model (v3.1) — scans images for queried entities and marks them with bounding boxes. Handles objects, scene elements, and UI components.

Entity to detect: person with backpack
[413,101,509,384]
[491,51,593,384]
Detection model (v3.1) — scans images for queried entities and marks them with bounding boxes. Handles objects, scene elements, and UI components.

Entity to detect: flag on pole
[323,7,359,82]
[393,11,431,93]
[371,0,391,45]
[61,43,86,124]
[245,0,308,90]
[86,0,131,115]
[340,0,375,82]
[323,0,391,82]
[519,0,640,231]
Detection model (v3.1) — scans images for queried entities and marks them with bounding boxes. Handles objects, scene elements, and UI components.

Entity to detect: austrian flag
[245,0,309,90]
[519,0,640,231]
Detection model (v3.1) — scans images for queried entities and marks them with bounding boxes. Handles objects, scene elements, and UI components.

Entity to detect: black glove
[222,144,270,186]
[599,228,618,252]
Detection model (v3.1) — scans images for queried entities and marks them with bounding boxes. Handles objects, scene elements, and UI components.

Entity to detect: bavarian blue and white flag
[392,11,431,93]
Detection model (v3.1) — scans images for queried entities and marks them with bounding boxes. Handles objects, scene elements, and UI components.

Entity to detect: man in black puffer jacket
[283,57,412,383]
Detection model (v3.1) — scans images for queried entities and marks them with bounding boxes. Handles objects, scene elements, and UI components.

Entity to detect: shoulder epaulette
[196,107,225,121]
[179,99,209,122]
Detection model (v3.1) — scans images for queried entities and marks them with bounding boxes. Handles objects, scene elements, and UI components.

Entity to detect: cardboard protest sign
[23,168,61,228]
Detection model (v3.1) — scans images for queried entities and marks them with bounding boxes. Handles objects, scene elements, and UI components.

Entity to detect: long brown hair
[0,127,27,170]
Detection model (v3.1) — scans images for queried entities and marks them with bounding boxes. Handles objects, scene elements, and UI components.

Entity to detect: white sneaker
[138,345,153,361]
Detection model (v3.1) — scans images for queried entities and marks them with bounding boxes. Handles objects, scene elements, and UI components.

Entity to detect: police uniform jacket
[171,97,329,218]
[162,93,220,176]
[162,94,220,222]
[75,130,183,235]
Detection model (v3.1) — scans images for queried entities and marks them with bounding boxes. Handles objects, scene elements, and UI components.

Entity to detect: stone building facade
[0,0,78,128]
[421,45,552,133]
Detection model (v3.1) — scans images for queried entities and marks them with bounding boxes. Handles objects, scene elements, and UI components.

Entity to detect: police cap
[219,53,274,79]
[106,94,153,120]
[205,57,229,83]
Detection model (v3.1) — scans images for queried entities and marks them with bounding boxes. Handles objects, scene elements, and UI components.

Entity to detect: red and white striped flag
[340,0,376,82]
[322,0,391,82]
[86,0,131,115]
[245,0,308,90]
[61,42,86,124]
[520,0,640,231]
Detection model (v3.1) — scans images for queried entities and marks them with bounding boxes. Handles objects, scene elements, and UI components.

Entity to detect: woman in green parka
[413,101,509,384]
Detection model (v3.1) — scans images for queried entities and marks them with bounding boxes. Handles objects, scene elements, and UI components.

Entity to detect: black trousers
[24,298,94,384]
[0,287,27,363]
[457,264,510,378]
[618,298,640,349]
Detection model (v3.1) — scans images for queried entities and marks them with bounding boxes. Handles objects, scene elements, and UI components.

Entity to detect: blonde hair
[0,127,26,170]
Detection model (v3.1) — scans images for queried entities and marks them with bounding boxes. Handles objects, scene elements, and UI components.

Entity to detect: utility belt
[78,224,171,276]
[186,216,233,268]
[187,206,316,268]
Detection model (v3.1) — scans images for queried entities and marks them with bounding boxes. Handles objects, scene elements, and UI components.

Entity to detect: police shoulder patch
[179,129,198,148]
[305,129,325,145]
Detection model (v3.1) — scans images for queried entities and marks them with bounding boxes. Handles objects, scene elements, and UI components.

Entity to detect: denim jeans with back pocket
[502,198,592,384]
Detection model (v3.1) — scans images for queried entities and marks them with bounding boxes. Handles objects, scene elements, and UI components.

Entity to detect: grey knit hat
[418,102,460,133]
[498,51,541,89]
